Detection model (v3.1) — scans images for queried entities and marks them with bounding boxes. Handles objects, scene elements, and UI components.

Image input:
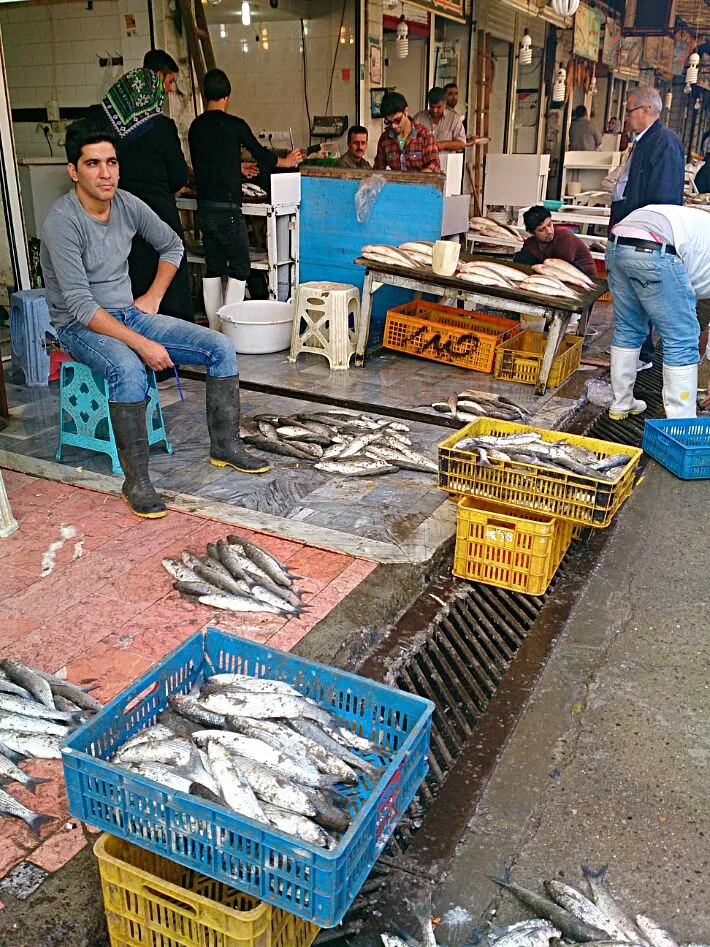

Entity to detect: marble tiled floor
[0,469,376,882]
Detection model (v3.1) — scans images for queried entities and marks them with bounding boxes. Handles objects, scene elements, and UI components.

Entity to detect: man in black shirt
[188,69,303,329]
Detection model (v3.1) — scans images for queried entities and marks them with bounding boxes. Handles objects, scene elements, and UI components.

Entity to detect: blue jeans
[58,307,237,402]
[606,243,700,367]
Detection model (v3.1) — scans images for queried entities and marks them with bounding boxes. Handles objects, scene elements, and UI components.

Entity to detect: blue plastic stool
[56,361,173,474]
[10,289,57,387]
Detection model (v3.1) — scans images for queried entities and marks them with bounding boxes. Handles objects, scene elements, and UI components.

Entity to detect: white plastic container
[218,300,294,354]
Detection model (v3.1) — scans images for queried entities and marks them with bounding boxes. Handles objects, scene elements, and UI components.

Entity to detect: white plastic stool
[288,281,360,371]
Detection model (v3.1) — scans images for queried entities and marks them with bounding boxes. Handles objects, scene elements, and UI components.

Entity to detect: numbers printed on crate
[486,527,514,545]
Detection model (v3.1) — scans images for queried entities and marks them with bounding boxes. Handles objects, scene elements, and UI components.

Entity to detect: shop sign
[601,17,621,69]
[573,3,603,62]
[407,0,465,23]
[642,35,674,79]
[673,28,695,77]
[618,35,643,75]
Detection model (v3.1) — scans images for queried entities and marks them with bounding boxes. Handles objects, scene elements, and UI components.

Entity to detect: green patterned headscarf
[102,67,165,140]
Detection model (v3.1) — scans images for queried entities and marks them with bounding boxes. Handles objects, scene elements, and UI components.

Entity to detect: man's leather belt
[612,236,677,255]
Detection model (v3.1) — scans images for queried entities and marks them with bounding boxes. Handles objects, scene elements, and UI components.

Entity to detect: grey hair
[628,86,663,114]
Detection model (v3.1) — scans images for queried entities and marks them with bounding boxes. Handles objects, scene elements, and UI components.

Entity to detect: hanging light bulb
[686,51,700,86]
[519,28,532,66]
[552,64,566,102]
[241,1,250,26]
[590,67,597,97]
[219,23,227,39]
[396,14,409,59]
[550,0,580,15]
[664,91,673,111]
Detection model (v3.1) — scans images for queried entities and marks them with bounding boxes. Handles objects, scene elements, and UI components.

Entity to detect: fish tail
[581,864,608,882]
[70,711,86,725]
[24,776,52,794]
[27,812,56,836]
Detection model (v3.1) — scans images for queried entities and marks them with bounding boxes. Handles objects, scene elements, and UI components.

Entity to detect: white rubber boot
[609,346,647,421]
[202,277,224,332]
[662,363,697,419]
[224,278,247,307]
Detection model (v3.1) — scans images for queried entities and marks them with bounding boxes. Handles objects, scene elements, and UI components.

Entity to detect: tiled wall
[208,7,357,156]
[1,0,151,158]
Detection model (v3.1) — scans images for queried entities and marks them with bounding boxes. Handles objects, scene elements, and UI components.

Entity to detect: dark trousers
[198,204,251,281]
[129,236,193,322]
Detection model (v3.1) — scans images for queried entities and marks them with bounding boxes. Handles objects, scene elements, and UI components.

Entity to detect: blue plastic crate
[10,289,57,387]
[62,629,433,928]
[642,417,710,480]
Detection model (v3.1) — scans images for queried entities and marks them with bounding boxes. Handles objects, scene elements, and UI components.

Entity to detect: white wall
[209,5,356,155]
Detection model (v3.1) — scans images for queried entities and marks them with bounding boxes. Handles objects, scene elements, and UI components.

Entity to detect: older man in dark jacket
[610,87,685,370]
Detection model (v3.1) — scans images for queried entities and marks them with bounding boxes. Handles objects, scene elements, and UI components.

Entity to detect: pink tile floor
[0,468,377,883]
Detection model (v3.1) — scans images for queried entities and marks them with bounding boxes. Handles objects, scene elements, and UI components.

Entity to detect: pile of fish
[485,868,691,947]
[457,260,530,289]
[163,534,305,616]
[243,408,437,477]
[111,672,395,849]
[453,429,633,481]
[361,243,434,269]
[430,390,531,425]
[468,216,523,245]
[242,181,267,201]
[0,659,101,834]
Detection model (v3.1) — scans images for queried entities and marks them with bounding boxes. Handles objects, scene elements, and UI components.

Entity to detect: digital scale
[310,116,349,139]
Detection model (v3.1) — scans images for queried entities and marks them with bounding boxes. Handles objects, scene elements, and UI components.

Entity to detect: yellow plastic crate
[95,834,321,947]
[453,497,575,595]
[438,418,642,528]
[383,300,521,373]
[494,330,583,387]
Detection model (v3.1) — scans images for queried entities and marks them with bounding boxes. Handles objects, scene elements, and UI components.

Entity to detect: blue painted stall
[299,168,445,345]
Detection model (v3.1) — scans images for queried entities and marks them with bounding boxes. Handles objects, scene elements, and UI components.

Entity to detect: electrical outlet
[258,129,291,143]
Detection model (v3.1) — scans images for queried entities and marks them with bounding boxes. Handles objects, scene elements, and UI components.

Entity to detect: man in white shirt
[606,204,709,419]
[413,87,466,153]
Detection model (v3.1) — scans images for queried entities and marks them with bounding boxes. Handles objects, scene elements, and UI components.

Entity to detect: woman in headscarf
[92,52,193,322]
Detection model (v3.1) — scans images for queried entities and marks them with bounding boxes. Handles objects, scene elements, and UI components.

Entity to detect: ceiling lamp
[664,91,673,112]
[241,1,251,26]
[590,67,597,96]
[686,51,700,85]
[520,29,533,66]
[550,0,580,16]
[396,14,409,59]
[552,64,567,102]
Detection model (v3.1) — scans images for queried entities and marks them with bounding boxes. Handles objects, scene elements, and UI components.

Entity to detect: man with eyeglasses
[374,91,441,173]
[607,86,685,384]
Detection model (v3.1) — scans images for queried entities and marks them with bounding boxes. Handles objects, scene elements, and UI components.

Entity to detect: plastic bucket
[218,300,294,354]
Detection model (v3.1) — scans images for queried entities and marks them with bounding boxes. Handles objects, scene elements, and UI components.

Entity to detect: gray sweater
[40,189,184,329]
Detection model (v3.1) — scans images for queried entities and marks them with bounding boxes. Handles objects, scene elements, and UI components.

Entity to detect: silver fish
[49,683,102,714]
[115,736,199,768]
[582,866,646,944]
[122,761,196,794]
[544,880,630,940]
[242,435,313,459]
[0,693,81,723]
[319,718,396,758]
[593,453,632,472]
[194,556,250,598]
[214,752,319,817]
[290,719,382,779]
[635,917,678,947]
[0,751,51,793]
[234,537,296,590]
[198,691,330,725]
[0,738,26,764]
[168,695,226,729]
[198,593,292,616]
[0,714,72,737]
[491,877,609,942]
[174,580,224,599]
[338,430,388,459]
[257,420,279,440]
[0,730,62,759]
[208,674,301,696]
[205,741,268,822]
[162,557,203,584]
[0,785,55,835]
[1,660,55,709]
[250,585,301,615]
[315,460,399,477]
[118,724,176,754]
[261,801,337,849]
[0,680,34,700]
[216,539,256,586]
[489,919,561,947]
[365,447,434,474]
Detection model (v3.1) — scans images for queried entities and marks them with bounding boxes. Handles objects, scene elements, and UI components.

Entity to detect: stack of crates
[437,419,643,595]
[63,631,434,944]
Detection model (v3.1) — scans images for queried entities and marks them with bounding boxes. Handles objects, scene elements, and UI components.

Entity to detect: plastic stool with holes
[10,289,57,387]
[288,281,360,370]
[56,361,173,474]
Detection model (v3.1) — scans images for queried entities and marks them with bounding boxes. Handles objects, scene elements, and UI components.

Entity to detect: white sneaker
[637,359,653,372]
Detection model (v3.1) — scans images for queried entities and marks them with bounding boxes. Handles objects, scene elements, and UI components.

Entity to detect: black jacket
[611,119,684,224]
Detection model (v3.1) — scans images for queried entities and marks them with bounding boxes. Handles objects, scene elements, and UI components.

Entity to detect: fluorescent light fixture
[241,1,250,26]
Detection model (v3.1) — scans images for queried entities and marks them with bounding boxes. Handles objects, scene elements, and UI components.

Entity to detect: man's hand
[241,161,258,179]
[283,149,304,168]
[701,389,710,410]
[135,338,174,371]
[133,292,163,315]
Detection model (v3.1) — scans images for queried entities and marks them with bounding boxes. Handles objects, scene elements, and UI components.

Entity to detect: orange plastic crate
[493,330,583,388]
[383,300,521,373]
[453,497,575,595]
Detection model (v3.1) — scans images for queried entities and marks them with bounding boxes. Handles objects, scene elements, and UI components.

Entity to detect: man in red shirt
[514,205,597,279]
[374,91,441,174]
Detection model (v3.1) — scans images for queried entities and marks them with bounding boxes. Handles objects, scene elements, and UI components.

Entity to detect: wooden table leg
[355,271,382,367]
[536,309,571,396]
[577,303,593,338]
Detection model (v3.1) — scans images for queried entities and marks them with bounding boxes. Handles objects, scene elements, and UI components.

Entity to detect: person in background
[606,117,619,134]
[610,86,685,372]
[188,69,303,331]
[41,121,270,519]
[374,91,441,173]
[606,204,707,421]
[95,51,193,323]
[336,126,371,169]
[693,144,710,193]
[619,114,632,152]
[514,205,597,279]
[413,87,466,153]
[568,105,602,151]
[444,81,466,120]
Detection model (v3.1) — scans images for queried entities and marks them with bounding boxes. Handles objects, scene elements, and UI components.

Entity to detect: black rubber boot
[108,401,167,518]
[206,376,271,474]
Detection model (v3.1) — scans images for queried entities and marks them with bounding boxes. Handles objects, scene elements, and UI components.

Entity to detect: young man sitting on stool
[40,120,269,520]
[514,205,597,280]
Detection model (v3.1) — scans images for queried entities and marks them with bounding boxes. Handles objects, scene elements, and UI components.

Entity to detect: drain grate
[585,353,664,446]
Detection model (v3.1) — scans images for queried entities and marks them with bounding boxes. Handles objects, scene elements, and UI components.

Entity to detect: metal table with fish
[354,250,607,395]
